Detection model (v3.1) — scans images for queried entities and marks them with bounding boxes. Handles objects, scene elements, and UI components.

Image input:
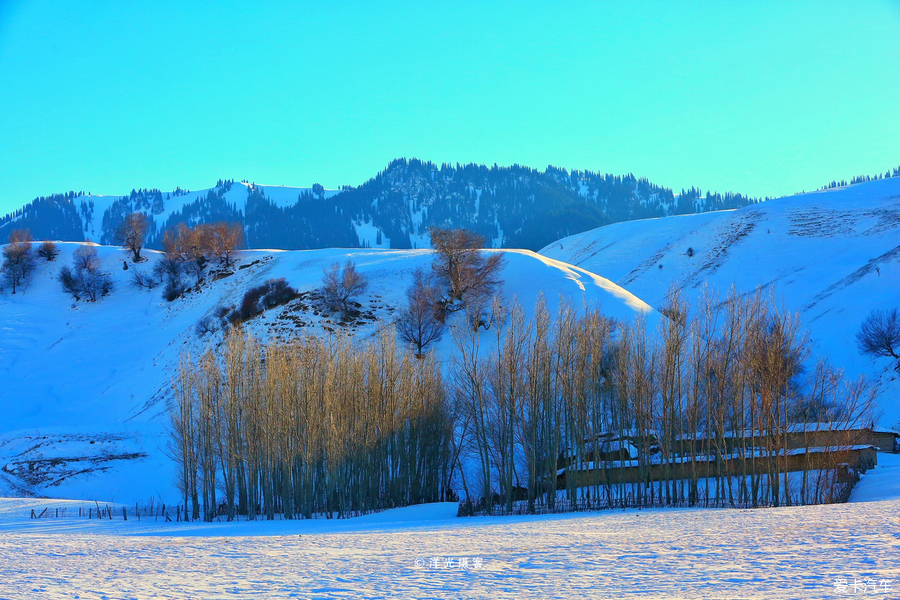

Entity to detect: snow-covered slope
[541,177,900,426]
[0,244,655,503]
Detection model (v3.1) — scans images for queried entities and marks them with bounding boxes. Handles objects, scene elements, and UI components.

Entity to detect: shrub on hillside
[154,257,188,301]
[321,260,369,316]
[130,267,157,290]
[163,275,189,302]
[239,278,298,321]
[59,244,113,302]
[195,304,234,337]
[37,241,60,262]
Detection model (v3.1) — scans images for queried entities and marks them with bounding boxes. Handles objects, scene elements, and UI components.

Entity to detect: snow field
[1,497,899,598]
[0,455,896,599]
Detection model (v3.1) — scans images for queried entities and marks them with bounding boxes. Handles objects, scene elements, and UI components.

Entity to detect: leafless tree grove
[202,222,244,268]
[451,289,877,514]
[156,222,244,300]
[171,328,451,521]
[170,288,877,520]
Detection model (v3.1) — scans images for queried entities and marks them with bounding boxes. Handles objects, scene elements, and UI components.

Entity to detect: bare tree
[151,254,189,301]
[396,268,445,356]
[163,224,209,284]
[2,229,36,294]
[857,308,900,363]
[59,244,113,301]
[163,224,201,261]
[429,227,504,318]
[73,243,100,272]
[130,267,157,290]
[200,222,243,268]
[116,212,150,262]
[321,260,369,316]
[36,240,60,262]
[170,354,200,521]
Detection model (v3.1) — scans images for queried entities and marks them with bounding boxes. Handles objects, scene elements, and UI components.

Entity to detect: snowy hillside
[541,177,900,426]
[0,243,655,503]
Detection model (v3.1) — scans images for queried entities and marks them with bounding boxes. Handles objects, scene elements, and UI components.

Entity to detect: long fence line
[25,476,858,522]
[27,502,392,522]
[457,476,858,517]
[30,502,178,522]
[458,496,773,517]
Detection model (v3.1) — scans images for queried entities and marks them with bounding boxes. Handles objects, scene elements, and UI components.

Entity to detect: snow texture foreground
[1,456,899,599]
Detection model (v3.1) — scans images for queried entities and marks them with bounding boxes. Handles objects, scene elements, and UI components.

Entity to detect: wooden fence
[30,501,178,522]
[27,501,392,523]
[458,475,858,517]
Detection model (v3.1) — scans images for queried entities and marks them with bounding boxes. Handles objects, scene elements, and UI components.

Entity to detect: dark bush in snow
[130,267,157,290]
[163,275,189,302]
[154,256,189,301]
[213,304,231,320]
[195,305,234,337]
[36,240,60,262]
[239,278,298,321]
[195,315,218,337]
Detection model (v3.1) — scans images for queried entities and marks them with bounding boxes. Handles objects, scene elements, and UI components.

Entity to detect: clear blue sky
[0,0,898,213]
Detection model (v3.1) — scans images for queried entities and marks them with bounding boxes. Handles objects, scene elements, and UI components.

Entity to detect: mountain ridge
[0,158,765,252]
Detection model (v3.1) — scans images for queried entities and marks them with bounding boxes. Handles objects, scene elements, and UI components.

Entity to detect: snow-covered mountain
[541,177,900,427]
[0,159,761,252]
[0,243,655,503]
